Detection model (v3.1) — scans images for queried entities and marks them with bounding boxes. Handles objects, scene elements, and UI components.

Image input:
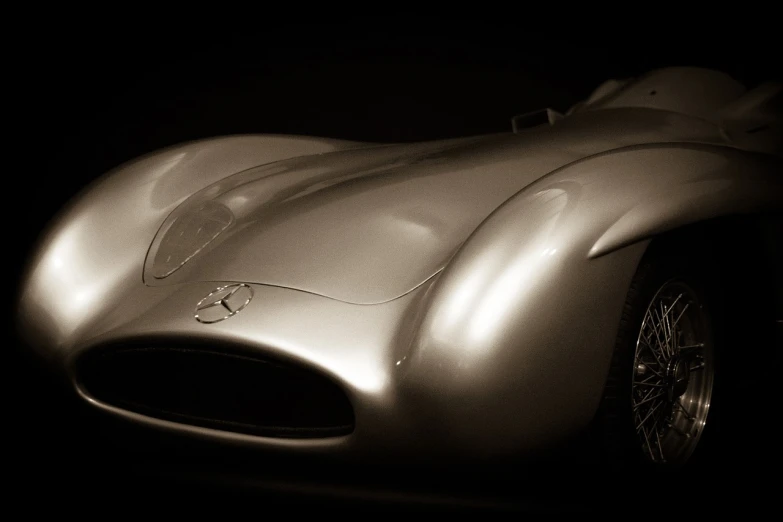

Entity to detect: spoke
[647,405,667,463]
[648,308,667,358]
[633,380,665,387]
[671,302,690,330]
[650,400,667,432]
[638,336,667,370]
[636,364,664,382]
[649,293,684,360]
[661,301,673,357]
[690,360,706,372]
[675,400,695,421]
[638,372,659,383]
[679,343,705,361]
[668,422,692,438]
[655,428,666,462]
[634,390,666,408]
[655,293,683,326]
[635,399,664,429]
[669,303,680,352]
[635,384,659,404]
[678,343,705,351]
[639,423,656,462]
[665,293,684,320]
[643,311,661,351]
[640,326,657,356]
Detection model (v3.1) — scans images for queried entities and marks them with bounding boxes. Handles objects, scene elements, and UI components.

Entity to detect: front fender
[397,143,782,456]
[17,134,365,362]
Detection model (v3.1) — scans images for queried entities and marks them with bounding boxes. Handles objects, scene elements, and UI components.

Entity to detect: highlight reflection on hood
[151,201,234,278]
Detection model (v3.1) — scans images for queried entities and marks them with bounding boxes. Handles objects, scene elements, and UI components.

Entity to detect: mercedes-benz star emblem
[195,284,254,323]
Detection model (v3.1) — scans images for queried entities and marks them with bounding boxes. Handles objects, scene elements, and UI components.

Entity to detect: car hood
[144,108,725,304]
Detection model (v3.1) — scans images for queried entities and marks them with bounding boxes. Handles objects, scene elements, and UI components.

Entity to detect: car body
[15,67,783,466]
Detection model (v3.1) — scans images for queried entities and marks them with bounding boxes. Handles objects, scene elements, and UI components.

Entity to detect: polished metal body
[16,67,783,461]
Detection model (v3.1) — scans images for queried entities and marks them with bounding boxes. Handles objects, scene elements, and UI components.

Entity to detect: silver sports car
[16,66,782,472]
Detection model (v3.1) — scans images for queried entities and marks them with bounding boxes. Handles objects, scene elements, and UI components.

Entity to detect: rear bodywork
[16,67,783,461]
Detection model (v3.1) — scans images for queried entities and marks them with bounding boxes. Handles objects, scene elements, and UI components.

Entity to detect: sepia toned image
[11,20,782,514]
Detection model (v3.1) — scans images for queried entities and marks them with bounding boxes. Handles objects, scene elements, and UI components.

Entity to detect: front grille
[75,345,355,438]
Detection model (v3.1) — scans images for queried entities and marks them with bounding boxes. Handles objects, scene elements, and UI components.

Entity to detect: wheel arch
[641,212,782,347]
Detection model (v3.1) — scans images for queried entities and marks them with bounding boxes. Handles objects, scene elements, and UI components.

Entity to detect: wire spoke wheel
[631,280,714,466]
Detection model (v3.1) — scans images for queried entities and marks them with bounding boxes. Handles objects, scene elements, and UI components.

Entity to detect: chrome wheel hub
[632,280,714,465]
[666,357,690,401]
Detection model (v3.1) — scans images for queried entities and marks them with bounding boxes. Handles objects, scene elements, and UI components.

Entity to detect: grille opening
[75,346,355,438]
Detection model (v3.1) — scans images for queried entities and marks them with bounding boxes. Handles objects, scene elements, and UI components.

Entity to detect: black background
[11,18,782,514]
